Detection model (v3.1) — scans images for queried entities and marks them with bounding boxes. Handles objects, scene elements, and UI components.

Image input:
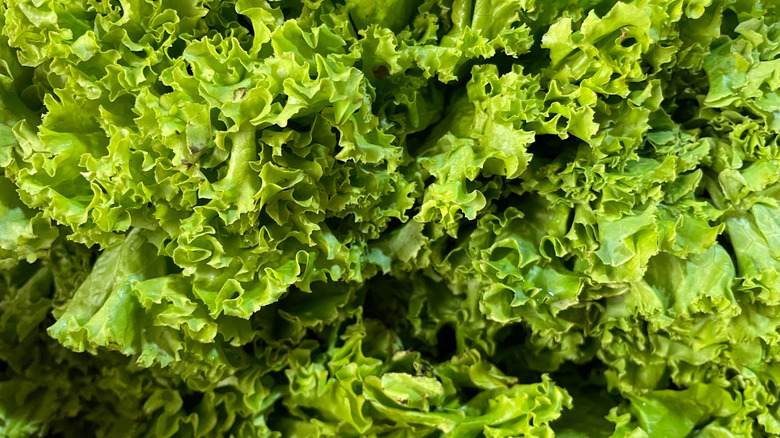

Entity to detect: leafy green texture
[1,0,780,436]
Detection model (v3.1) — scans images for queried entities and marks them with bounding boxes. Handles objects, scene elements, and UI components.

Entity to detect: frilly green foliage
[1,0,780,436]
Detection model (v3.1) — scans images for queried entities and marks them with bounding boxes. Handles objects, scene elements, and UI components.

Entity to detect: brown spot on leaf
[234,87,248,100]
[619,26,629,41]
[373,65,389,79]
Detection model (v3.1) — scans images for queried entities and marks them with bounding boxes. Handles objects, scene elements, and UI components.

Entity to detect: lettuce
[1,0,780,436]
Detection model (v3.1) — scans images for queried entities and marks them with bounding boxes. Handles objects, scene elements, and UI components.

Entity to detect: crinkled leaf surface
[1,0,780,436]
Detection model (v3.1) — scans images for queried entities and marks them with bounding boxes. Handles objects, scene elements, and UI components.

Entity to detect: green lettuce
[1,0,780,436]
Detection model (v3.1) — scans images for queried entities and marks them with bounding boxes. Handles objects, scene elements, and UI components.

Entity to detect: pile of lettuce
[1,0,779,436]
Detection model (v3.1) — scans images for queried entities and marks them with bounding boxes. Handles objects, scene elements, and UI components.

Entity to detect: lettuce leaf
[1,0,780,436]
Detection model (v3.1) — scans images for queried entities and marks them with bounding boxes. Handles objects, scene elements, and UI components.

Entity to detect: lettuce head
[1,0,780,436]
